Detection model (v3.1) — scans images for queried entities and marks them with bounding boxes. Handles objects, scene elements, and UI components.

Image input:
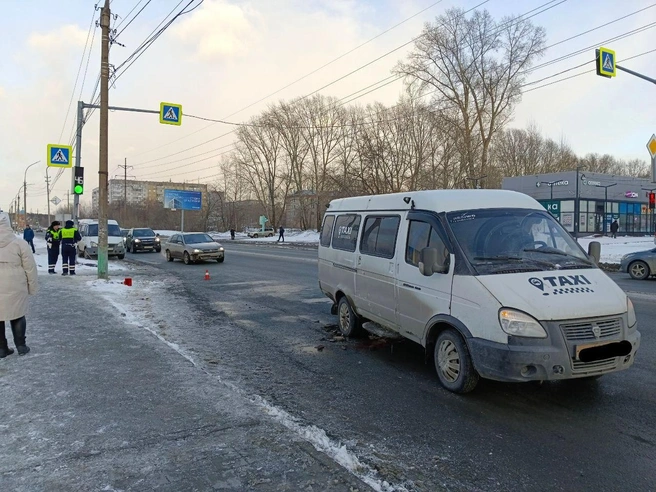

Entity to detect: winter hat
[0,212,11,231]
[65,220,74,228]
[50,221,61,229]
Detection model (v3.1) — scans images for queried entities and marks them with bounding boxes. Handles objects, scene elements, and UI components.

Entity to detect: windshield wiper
[473,255,523,261]
[523,248,593,265]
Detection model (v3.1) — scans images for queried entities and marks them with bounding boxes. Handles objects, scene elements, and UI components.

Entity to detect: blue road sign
[160,102,182,126]
[163,189,202,210]
[597,46,616,78]
[47,144,73,168]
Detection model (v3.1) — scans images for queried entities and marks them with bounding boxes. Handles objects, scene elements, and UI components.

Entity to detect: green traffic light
[74,184,83,194]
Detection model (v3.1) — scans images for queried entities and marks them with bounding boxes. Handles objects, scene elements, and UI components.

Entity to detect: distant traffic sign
[596,47,616,78]
[647,134,656,159]
[51,196,61,206]
[160,102,182,126]
[47,144,73,168]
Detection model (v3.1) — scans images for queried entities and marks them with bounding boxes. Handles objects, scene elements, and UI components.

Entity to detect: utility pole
[17,195,21,227]
[46,171,52,226]
[66,190,70,214]
[118,157,133,222]
[23,160,39,227]
[97,0,111,279]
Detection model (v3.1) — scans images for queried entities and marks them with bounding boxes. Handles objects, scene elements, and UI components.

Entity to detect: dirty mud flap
[576,341,632,363]
[362,321,404,340]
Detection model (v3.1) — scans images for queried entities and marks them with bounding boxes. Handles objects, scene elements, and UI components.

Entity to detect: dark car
[620,248,656,280]
[126,228,161,253]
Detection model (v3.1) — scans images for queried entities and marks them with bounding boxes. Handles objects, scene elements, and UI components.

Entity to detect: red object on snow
[204,270,210,281]
[124,277,133,287]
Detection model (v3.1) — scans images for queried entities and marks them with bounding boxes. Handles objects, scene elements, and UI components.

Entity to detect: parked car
[126,228,161,253]
[620,249,656,280]
[318,190,640,393]
[121,228,129,244]
[164,233,225,264]
[248,227,275,238]
[77,219,126,259]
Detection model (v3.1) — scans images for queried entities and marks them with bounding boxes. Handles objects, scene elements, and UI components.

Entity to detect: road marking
[228,249,317,263]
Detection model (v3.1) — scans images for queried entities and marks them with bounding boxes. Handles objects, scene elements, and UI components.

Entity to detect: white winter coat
[0,213,38,320]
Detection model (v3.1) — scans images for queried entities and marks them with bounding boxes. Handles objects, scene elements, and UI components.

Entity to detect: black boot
[11,317,30,356]
[0,322,14,358]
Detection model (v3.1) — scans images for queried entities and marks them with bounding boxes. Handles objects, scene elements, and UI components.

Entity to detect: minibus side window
[406,221,447,268]
[320,215,335,247]
[331,214,361,252]
[360,216,400,259]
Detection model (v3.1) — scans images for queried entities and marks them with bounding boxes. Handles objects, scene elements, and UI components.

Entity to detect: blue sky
[1,0,655,213]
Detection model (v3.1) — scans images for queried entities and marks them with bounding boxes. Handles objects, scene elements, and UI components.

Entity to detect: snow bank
[247,230,320,244]
[26,236,131,275]
[578,236,654,264]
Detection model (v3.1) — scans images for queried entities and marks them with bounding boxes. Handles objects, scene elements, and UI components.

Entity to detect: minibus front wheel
[435,329,479,394]
[337,297,363,338]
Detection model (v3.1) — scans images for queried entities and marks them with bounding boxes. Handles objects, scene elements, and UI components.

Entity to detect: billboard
[163,189,202,211]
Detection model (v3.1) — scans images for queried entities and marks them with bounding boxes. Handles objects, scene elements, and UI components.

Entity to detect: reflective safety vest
[49,230,62,240]
[61,227,77,239]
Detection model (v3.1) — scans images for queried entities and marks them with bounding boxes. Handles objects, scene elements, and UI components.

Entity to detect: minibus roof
[326,190,543,214]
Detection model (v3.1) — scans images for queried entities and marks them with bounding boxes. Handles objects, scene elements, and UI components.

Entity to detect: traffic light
[73,167,84,195]
[649,192,655,210]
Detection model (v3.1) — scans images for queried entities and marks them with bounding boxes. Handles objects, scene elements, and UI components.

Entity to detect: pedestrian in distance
[0,212,38,357]
[610,219,619,239]
[60,220,81,276]
[23,224,35,254]
[278,226,285,243]
[230,228,236,240]
[45,221,62,274]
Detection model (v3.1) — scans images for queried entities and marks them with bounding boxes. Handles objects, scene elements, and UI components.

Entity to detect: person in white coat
[0,212,38,357]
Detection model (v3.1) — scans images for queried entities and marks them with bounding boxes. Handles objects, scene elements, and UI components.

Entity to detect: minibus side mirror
[419,247,449,276]
[587,241,601,264]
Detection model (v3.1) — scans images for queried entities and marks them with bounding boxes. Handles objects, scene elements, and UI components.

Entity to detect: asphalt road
[127,243,655,491]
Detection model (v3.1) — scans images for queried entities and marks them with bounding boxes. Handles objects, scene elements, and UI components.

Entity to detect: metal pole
[181,209,185,233]
[550,185,553,201]
[616,65,656,85]
[46,170,51,226]
[23,160,39,227]
[97,0,111,279]
[604,187,608,235]
[74,100,84,224]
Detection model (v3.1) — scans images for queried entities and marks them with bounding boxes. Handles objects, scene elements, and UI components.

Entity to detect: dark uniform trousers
[62,245,77,274]
[47,244,60,273]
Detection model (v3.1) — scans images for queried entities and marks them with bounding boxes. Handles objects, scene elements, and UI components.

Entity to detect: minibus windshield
[447,209,593,274]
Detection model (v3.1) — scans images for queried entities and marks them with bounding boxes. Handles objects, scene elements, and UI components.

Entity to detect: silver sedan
[164,233,225,265]
[620,248,656,280]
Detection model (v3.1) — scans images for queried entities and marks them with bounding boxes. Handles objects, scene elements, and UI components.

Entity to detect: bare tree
[395,8,546,183]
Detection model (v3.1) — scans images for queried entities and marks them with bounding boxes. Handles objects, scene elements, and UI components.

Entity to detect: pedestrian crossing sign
[47,144,73,168]
[596,47,616,78]
[160,102,182,126]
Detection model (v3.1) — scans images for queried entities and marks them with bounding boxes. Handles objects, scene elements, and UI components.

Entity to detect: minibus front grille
[560,318,622,342]
[572,357,618,374]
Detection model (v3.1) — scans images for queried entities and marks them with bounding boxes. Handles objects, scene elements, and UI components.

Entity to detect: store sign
[582,179,602,186]
[536,180,568,188]
[625,191,639,198]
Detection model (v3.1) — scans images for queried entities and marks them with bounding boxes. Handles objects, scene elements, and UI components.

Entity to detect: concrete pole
[97,0,111,279]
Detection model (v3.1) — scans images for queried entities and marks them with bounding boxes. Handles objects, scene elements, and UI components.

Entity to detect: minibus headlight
[627,298,637,329]
[499,309,547,338]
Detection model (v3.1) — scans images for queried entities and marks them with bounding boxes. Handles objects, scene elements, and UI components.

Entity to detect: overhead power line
[129,0,468,158]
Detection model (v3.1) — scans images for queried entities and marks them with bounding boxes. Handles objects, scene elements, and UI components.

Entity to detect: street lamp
[23,160,40,226]
[540,180,560,201]
[595,183,616,235]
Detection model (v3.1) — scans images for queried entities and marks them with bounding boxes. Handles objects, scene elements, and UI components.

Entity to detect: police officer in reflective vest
[60,220,81,276]
[45,221,62,274]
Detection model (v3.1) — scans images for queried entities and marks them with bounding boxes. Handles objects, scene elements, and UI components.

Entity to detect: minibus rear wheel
[337,297,363,338]
[434,329,479,393]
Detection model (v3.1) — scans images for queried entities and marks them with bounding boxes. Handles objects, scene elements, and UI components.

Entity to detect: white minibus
[318,190,640,393]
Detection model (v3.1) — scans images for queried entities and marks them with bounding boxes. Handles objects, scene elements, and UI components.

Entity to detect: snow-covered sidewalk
[578,235,654,264]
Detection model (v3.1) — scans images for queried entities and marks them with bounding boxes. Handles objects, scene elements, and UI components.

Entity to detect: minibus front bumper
[468,319,641,382]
